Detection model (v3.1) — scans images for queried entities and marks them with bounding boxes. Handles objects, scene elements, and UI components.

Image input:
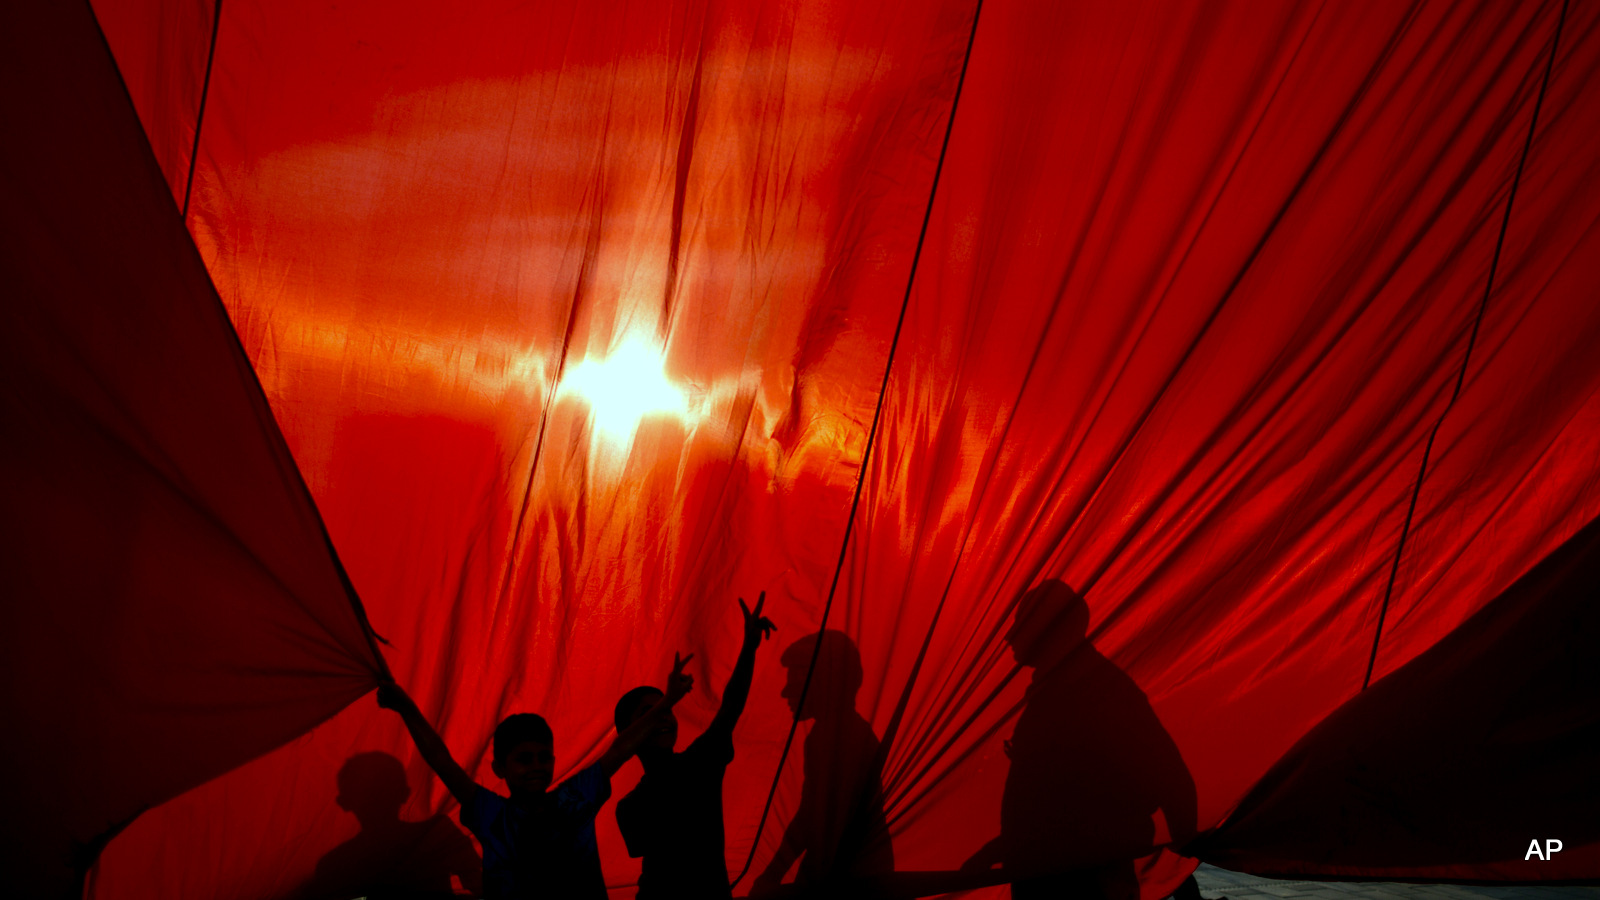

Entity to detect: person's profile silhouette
[964,581,1196,900]
[753,630,894,896]
[302,752,481,900]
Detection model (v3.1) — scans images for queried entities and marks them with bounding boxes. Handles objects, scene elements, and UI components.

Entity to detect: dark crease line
[487,69,618,664]
[82,0,390,681]
[497,208,595,601]
[1072,0,1425,601]
[182,0,224,219]
[664,37,706,334]
[1364,0,1569,690]
[870,1,1331,783]
[728,0,988,888]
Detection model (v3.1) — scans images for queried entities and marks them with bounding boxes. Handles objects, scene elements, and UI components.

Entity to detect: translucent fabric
[5,0,1596,897]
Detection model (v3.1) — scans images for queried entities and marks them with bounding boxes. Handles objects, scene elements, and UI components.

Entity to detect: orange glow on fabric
[53,0,1600,896]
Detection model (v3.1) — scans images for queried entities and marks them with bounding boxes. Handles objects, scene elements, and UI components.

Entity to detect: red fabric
[837,0,1600,889]
[1199,511,1600,880]
[88,0,216,210]
[11,0,1596,896]
[0,3,384,897]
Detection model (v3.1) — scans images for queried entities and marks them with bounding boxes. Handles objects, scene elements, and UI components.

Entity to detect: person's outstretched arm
[708,591,776,739]
[377,682,477,808]
[597,651,696,776]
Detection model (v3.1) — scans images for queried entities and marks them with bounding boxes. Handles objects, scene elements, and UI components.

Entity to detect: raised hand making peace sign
[666,651,695,703]
[739,591,777,648]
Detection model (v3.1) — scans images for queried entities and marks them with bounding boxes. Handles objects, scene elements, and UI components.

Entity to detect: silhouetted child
[378,653,694,900]
[303,751,481,900]
[752,629,894,895]
[612,593,776,899]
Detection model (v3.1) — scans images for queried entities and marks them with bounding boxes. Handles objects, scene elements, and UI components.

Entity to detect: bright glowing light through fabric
[560,338,692,447]
[4,0,1598,898]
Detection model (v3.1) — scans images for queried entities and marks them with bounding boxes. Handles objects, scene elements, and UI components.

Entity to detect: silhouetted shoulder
[685,723,735,765]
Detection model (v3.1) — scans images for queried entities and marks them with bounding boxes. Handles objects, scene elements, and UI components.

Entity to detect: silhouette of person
[963,580,1196,900]
[303,752,482,900]
[378,655,694,900]
[613,593,777,899]
[752,629,894,896]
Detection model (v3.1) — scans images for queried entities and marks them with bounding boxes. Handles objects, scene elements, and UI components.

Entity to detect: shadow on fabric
[753,630,896,897]
[967,580,1198,900]
[299,752,481,900]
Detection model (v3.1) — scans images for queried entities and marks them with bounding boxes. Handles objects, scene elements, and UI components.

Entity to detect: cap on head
[779,630,863,719]
[779,630,863,690]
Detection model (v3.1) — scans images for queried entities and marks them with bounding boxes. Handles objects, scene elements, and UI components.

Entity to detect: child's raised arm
[377,682,477,808]
[709,591,775,740]
[598,651,696,776]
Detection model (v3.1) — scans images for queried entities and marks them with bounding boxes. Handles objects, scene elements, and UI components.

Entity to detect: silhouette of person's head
[755,630,894,894]
[312,752,483,899]
[780,630,862,721]
[1005,580,1090,669]
[966,580,1197,900]
[491,713,555,797]
[336,752,411,830]
[614,686,677,752]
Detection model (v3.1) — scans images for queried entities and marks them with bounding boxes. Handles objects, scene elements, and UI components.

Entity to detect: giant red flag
[8,0,1597,897]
